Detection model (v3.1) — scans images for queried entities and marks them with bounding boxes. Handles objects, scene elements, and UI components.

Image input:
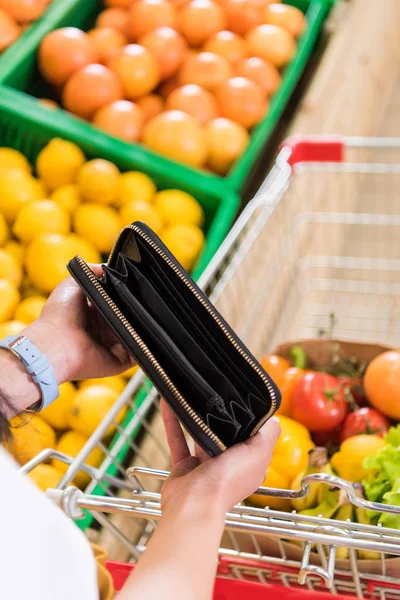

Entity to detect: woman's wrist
[0,320,75,416]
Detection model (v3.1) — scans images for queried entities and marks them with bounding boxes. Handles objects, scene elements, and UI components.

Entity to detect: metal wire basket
[22,135,400,597]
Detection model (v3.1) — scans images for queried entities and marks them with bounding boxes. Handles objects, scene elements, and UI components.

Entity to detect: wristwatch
[0,335,59,411]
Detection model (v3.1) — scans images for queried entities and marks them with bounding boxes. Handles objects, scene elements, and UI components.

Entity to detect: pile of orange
[37,0,306,174]
[0,0,52,54]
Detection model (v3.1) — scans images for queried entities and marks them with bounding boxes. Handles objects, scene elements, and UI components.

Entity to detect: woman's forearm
[118,497,226,600]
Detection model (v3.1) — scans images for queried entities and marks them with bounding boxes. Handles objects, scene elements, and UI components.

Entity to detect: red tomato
[338,376,368,407]
[313,426,342,448]
[291,372,348,432]
[339,407,391,442]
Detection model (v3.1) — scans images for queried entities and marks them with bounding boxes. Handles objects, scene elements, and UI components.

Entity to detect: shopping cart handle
[280,135,344,166]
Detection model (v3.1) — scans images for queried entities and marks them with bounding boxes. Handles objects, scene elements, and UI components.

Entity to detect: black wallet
[67,222,280,456]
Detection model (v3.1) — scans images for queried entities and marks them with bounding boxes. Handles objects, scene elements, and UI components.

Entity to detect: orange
[166,84,218,125]
[95,8,130,37]
[206,117,249,174]
[139,26,187,80]
[38,27,97,86]
[246,24,296,68]
[62,64,124,120]
[108,44,160,99]
[105,0,134,7]
[225,0,263,36]
[216,76,267,129]
[364,351,400,421]
[179,0,226,47]
[87,27,127,64]
[178,51,232,91]
[260,354,289,389]
[236,56,280,96]
[127,0,177,41]
[137,94,164,123]
[0,0,47,23]
[93,100,144,142]
[263,3,306,38]
[0,9,19,53]
[142,110,208,168]
[203,30,247,64]
[248,466,291,510]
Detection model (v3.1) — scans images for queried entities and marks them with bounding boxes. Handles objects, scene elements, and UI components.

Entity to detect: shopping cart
[22,135,400,598]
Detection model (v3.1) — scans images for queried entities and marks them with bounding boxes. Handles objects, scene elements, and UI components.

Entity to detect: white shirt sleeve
[0,447,99,600]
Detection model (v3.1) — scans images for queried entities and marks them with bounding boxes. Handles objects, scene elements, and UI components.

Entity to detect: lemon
[28,464,64,492]
[161,224,205,271]
[67,233,101,264]
[0,279,20,323]
[120,200,163,234]
[0,170,45,223]
[13,199,71,244]
[36,138,86,192]
[79,376,125,395]
[0,320,26,338]
[121,365,139,379]
[4,240,24,264]
[14,296,47,325]
[50,184,81,214]
[0,249,23,287]
[20,278,42,299]
[52,430,104,489]
[0,213,9,246]
[77,159,121,205]
[68,385,127,439]
[154,190,204,227]
[7,415,56,466]
[26,233,74,293]
[0,148,32,174]
[41,382,77,430]
[118,171,156,206]
[73,204,121,254]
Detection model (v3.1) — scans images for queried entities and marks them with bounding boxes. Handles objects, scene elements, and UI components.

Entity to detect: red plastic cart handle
[281,135,344,166]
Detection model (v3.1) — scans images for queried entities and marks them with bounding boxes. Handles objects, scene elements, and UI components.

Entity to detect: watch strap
[0,335,59,411]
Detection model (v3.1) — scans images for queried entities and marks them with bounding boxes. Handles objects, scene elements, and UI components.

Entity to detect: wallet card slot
[135,243,267,417]
[116,258,255,430]
[104,270,238,431]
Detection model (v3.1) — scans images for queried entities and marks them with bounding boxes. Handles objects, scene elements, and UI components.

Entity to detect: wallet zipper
[109,224,277,438]
[74,255,227,452]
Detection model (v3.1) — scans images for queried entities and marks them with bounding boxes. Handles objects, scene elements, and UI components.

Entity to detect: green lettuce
[362,425,400,505]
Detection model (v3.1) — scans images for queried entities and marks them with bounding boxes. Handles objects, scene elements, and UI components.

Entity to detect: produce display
[35,0,307,174]
[0,0,53,54]
[0,140,207,485]
[248,341,400,533]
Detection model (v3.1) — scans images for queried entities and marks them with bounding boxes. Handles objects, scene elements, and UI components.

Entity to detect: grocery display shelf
[0,85,238,532]
[0,86,238,278]
[0,0,334,194]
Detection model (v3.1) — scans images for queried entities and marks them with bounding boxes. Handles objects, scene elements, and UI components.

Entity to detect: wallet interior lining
[134,241,269,416]
[104,268,246,445]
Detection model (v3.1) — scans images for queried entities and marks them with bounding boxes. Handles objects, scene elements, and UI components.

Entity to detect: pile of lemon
[6,372,135,491]
[0,139,206,491]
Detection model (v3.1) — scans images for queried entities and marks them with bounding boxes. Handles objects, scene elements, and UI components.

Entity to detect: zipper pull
[207,396,236,422]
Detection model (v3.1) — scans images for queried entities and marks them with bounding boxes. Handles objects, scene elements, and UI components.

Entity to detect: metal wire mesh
[21,138,400,595]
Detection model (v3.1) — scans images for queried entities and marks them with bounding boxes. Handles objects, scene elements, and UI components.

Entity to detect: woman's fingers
[161,400,191,464]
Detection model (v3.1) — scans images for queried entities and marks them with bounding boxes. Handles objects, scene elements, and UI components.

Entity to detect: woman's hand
[160,400,281,516]
[0,266,134,416]
[25,265,134,384]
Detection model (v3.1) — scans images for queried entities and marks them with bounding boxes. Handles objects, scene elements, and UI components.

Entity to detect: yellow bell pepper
[248,416,314,509]
[331,434,387,482]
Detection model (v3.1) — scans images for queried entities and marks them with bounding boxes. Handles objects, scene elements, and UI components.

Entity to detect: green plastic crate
[0,86,238,277]
[0,85,239,531]
[0,0,333,193]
